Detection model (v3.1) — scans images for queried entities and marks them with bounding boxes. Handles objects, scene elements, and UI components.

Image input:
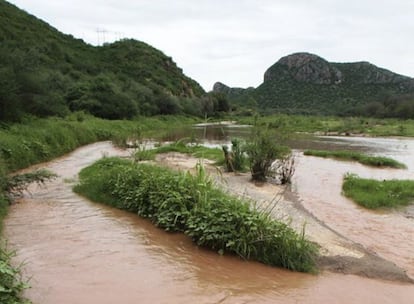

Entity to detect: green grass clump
[342,174,414,209]
[74,157,318,272]
[304,149,406,169]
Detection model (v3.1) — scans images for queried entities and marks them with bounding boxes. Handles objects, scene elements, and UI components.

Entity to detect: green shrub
[244,127,290,181]
[75,157,318,272]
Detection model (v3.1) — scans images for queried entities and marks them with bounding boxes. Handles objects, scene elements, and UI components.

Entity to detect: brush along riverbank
[74,157,318,273]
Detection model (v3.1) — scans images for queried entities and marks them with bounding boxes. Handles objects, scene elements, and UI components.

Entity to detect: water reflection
[161,124,251,143]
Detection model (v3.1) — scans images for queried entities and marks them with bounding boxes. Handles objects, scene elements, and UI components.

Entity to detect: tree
[0,67,21,121]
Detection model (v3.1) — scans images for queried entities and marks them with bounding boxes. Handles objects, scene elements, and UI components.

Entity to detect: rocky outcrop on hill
[214,52,414,116]
[264,53,343,84]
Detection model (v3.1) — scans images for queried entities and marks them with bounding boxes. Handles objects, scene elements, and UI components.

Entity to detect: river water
[3,133,414,303]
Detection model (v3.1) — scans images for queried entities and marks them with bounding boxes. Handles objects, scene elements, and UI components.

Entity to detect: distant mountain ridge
[214,52,414,117]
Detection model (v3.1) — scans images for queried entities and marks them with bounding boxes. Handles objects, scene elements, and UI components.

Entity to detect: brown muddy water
[4,140,414,303]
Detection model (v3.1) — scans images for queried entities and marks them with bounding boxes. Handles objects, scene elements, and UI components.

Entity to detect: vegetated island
[343,174,414,209]
[74,157,318,273]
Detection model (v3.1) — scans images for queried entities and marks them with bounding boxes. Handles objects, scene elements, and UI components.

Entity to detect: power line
[96,28,108,45]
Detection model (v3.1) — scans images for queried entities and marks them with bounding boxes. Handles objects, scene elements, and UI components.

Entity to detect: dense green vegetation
[255,76,414,118]
[304,150,406,169]
[342,174,414,209]
[74,157,318,272]
[236,114,414,137]
[0,1,234,122]
[215,53,414,118]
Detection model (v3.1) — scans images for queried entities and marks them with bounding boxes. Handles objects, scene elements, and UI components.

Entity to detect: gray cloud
[9,0,414,90]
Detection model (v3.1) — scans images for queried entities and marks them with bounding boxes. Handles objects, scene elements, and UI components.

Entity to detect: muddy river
[3,133,414,303]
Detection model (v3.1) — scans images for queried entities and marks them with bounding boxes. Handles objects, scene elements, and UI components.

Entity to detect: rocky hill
[0,0,205,121]
[214,52,414,117]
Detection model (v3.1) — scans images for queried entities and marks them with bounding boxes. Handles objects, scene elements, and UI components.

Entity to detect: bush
[244,127,290,181]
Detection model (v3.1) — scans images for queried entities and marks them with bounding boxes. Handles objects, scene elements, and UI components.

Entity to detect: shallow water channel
[4,128,414,303]
[293,136,414,280]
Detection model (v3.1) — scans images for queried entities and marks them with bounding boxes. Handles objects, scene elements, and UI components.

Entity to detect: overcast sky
[8,0,414,91]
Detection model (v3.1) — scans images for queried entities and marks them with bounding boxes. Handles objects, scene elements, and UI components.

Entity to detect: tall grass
[304,149,406,169]
[342,174,414,209]
[74,157,318,272]
[0,115,197,173]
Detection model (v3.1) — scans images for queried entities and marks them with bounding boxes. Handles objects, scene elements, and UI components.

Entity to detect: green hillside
[0,0,212,121]
[214,53,414,118]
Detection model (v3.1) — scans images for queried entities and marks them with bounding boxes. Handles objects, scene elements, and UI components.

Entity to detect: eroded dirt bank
[3,142,414,304]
